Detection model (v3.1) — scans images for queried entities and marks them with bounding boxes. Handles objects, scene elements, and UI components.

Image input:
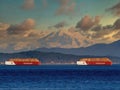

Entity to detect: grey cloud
[54,21,67,28]
[107,2,120,16]
[56,0,76,15]
[90,29,116,41]
[76,15,101,30]
[7,19,35,35]
[113,18,120,29]
[48,21,66,29]
[92,25,102,31]
[90,18,120,40]
[92,25,114,31]
[92,18,120,31]
[22,0,34,10]
[102,25,113,30]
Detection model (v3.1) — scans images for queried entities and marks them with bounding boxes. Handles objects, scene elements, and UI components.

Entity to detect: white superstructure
[77,61,87,65]
[5,61,15,65]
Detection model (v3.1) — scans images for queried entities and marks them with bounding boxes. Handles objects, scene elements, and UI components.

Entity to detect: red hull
[86,61,112,65]
[5,58,41,65]
[13,61,40,65]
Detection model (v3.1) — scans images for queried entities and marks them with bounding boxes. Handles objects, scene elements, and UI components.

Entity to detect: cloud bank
[7,19,35,35]
[0,17,120,52]
[76,15,101,30]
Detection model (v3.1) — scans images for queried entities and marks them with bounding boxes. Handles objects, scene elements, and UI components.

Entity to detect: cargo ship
[77,58,112,65]
[5,58,41,65]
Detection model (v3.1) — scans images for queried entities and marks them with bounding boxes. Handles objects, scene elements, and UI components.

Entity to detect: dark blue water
[0,65,120,90]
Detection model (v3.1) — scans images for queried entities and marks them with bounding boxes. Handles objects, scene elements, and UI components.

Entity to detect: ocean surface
[0,65,120,90]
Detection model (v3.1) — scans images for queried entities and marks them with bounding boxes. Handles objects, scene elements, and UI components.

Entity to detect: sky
[0,0,120,29]
[0,0,120,52]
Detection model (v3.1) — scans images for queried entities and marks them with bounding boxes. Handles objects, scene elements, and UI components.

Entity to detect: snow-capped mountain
[38,29,92,48]
[0,28,119,53]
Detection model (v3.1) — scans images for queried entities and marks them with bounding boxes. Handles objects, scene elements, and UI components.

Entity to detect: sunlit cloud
[7,18,35,35]
[0,23,9,31]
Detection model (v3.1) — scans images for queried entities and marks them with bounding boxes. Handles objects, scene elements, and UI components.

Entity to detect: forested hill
[0,51,120,64]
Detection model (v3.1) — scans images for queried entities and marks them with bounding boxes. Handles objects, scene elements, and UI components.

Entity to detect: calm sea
[0,65,120,90]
